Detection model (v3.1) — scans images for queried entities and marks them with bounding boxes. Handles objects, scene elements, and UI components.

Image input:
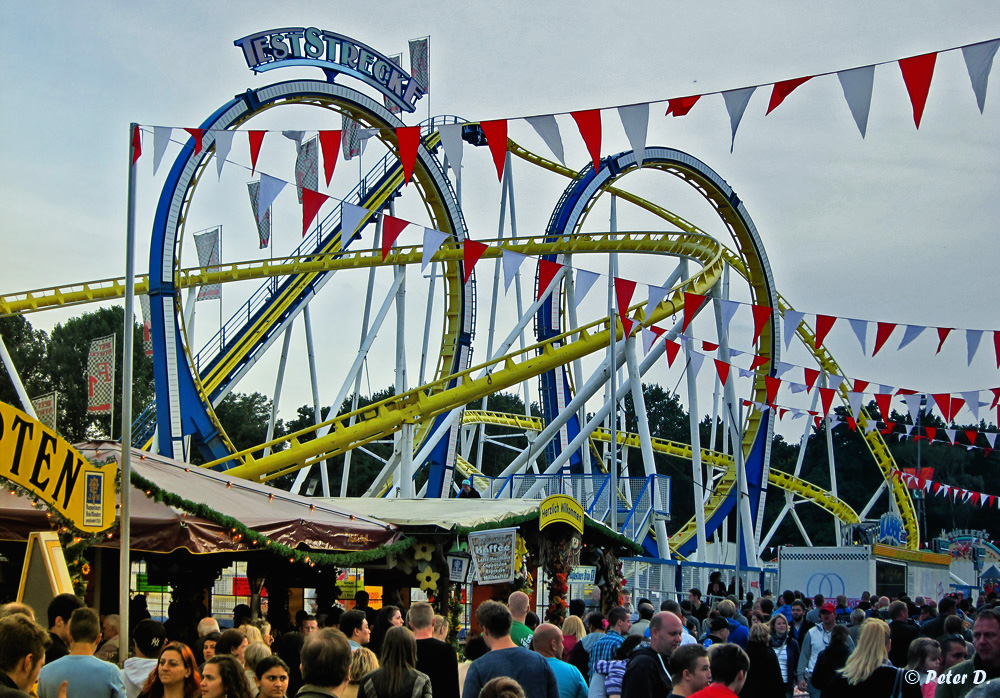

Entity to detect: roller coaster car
[461,124,488,147]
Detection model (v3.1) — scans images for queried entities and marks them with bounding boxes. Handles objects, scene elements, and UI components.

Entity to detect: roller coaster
[0,60,920,564]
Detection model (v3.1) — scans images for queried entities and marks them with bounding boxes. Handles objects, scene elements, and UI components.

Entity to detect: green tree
[0,315,50,408]
[42,306,154,441]
[213,391,285,460]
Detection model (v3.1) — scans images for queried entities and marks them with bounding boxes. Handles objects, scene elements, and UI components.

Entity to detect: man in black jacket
[0,613,51,698]
[621,612,683,698]
[887,600,920,667]
[921,596,958,639]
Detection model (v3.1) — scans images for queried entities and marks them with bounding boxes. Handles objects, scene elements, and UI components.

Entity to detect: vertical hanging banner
[408,37,430,94]
[342,116,362,160]
[294,136,319,204]
[138,294,153,356]
[193,228,222,301]
[30,392,58,431]
[247,181,271,249]
[383,53,404,114]
[87,335,115,415]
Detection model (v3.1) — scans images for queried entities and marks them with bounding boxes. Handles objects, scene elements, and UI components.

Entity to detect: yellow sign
[0,402,116,532]
[540,494,584,534]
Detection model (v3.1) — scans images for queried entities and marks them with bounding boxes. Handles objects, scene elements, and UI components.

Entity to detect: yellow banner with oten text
[540,494,584,534]
[0,402,116,532]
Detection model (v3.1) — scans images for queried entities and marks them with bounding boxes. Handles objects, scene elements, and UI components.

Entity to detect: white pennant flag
[618,104,649,167]
[153,126,172,175]
[718,299,740,339]
[341,202,370,243]
[687,350,705,379]
[501,250,527,293]
[574,269,599,307]
[738,368,754,379]
[525,115,566,165]
[774,361,794,379]
[897,324,926,351]
[962,39,999,113]
[828,375,845,392]
[729,348,745,359]
[847,318,869,354]
[903,394,922,424]
[257,174,286,224]
[722,87,756,152]
[642,328,658,354]
[966,329,984,366]
[986,432,997,449]
[438,123,464,176]
[848,392,864,419]
[789,382,807,394]
[282,130,305,145]
[214,130,235,180]
[782,309,805,350]
[944,428,957,444]
[837,65,876,138]
[421,228,449,270]
[828,415,842,428]
[647,284,670,313]
[961,391,981,421]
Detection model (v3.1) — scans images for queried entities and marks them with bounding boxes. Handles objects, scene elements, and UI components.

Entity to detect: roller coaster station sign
[235,27,426,113]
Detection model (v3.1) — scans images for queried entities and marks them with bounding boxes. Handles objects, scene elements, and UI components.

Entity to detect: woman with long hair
[768,612,800,698]
[561,615,587,661]
[905,638,941,698]
[740,622,784,698]
[368,605,404,659]
[568,612,606,679]
[139,642,202,698]
[341,648,379,698]
[359,626,431,698]
[200,655,255,698]
[820,619,920,697]
[432,615,450,642]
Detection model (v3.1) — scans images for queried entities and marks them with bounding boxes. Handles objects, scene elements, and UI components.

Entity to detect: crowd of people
[1,584,999,698]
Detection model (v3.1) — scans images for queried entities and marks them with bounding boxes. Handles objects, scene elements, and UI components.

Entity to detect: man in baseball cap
[796,602,854,698]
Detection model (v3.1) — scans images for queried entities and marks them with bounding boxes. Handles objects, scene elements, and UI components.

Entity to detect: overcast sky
[1,2,998,441]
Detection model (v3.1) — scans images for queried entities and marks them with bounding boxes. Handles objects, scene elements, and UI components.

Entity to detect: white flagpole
[119,123,138,666]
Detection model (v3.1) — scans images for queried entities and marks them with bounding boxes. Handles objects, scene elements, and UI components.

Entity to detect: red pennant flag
[925,426,937,442]
[899,53,937,128]
[971,492,981,506]
[882,420,896,435]
[614,278,637,314]
[765,376,781,406]
[994,331,1000,369]
[814,416,823,432]
[803,368,820,393]
[950,397,965,420]
[664,339,681,367]
[935,327,952,354]
[463,240,489,284]
[650,326,667,338]
[571,109,602,173]
[480,120,508,181]
[380,214,410,261]
[873,322,897,356]
[750,355,769,371]
[318,130,340,185]
[854,380,870,394]
[184,128,204,155]
[767,76,813,114]
[965,429,978,445]
[131,124,142,165]
[846,416,857,431]
[715,359,731,386]
[702,341,719,352]
[666,95,701,117]
[778,408,788,421]
[931,393,952,423]
[814,314,836,350]
[249,131,265,175]
[621,316,638,338]
[396,126,421,184]
[751,305,772,345]
[682,292,705,332]
[537,259,562,301]
[875,393,893,420]
[992,388,1000,409]
[818,387,836,416]
[301,188,329,237]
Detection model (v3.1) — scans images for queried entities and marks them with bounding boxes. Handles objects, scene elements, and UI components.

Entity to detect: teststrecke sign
[234,28,426,113]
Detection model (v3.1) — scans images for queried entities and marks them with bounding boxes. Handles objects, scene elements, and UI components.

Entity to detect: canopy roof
[0,442,401,555]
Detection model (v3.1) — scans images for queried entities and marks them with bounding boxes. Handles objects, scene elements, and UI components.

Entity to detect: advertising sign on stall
[468,527,518,584]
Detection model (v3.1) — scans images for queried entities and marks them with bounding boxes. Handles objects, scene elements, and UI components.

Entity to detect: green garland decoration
[129,470,414,567]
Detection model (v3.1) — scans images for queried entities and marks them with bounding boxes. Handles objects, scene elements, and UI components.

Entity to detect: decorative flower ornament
[416,563,440,591]
[413,540,435,561]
